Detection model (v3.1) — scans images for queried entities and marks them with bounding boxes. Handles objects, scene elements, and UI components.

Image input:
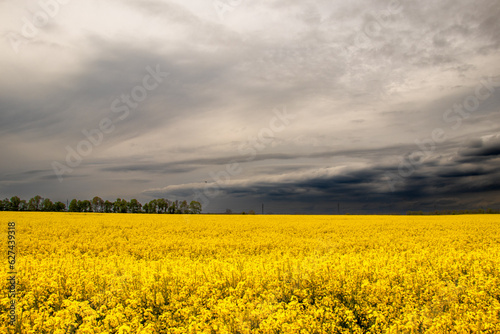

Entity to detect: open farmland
[1,213,500,333]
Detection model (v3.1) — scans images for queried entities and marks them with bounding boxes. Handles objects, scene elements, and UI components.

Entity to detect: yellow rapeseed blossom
[1,212,499,333]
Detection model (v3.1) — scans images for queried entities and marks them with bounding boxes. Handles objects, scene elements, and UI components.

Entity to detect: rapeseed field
[1,212,499,333]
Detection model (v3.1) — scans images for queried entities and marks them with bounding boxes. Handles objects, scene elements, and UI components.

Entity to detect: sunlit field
[1,213,500,333]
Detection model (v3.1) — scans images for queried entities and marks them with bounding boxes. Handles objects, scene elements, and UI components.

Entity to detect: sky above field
[1,0,500,213]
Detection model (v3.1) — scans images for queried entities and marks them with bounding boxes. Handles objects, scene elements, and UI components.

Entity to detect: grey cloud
[142,132,500,212]
[101,164,198,174]
[436,166,494,178]
[1,0,499,212]
[98,143,429,175]
[459,135,500,157]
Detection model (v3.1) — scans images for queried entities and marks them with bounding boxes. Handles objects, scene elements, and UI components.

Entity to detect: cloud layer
[1,0,499,213]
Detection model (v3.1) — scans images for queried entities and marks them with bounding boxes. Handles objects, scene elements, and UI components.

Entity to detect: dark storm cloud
[99,143,428,175]
[436,166,494,178]
[143,131,500,212]
[39,174,89,181]
[101,164,198,174]
[459,135,500,157]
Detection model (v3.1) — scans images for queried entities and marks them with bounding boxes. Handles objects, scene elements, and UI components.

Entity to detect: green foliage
[128,199,142,213]
[1,195,202,214]
[189,201,202,214]
[54,201,66,212]
[92,196,104,213]
[104,200,113,213]
[28,195,42,211]
[69,199,79,212]
[10,196,21,211]
[42,198,54,211]
[1,198,11,211]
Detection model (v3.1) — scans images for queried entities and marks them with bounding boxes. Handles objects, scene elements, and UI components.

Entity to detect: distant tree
[5,198,13,210]
[248,209,256,215]
[225,209,233,214]
[128,199,142,213]
[113,198,121,213]
[42,198,54,211]
[156,198,163,213]
[85,200,93,212]
[79,200,92,212]
[189,201,202,214]
[54,201,66,212]
[0,195,202,214]
[156,199,164,213]
[28,195,42,211]
[19,200,28,211]
[120,199,128,213]
[147,199,157,213]
[0,198,8,211]
[104,200,113,213]
[164,199,171,212]
[179,200,189,214]
[69,199,79,212]
[113,198,128,213]
[157,198,170,213]
[92,196,104,213]
[168,200,178,214]
[10,196,21,211]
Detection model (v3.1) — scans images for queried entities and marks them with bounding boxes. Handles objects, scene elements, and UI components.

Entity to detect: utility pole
[262,203,264,215]
[338,203,340,215]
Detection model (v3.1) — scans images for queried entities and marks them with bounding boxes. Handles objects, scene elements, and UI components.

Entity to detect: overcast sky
[1,0,499,213]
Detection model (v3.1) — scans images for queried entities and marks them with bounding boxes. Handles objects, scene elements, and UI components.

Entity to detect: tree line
[0,196,202,214]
